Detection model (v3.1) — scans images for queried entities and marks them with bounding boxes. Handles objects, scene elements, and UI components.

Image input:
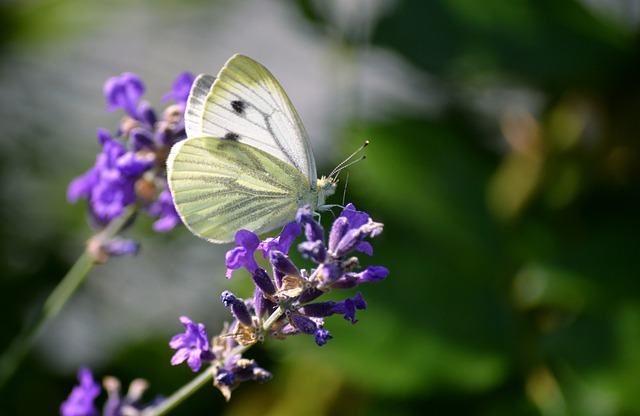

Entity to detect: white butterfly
[167,54,337,243]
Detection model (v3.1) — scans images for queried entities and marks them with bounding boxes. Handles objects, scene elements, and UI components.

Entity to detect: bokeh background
[2,0,640,415]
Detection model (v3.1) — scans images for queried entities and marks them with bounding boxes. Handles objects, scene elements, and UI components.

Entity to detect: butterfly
[166,54,339,243]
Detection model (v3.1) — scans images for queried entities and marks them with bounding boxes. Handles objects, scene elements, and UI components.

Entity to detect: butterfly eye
[231,100,247,115]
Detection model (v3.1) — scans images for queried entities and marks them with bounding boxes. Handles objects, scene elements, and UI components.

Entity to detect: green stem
[145,304,292,414]
[0,206,136,388]
[144,367,214,416]
[0,250,94,388]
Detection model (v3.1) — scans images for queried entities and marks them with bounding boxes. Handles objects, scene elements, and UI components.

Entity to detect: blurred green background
[2,0,640,415]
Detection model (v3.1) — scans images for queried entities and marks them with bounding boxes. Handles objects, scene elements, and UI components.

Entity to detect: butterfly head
[316,176,338,208]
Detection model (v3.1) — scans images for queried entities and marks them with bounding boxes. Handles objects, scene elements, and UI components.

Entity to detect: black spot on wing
[231,100,247,115]
[224,132,240,141]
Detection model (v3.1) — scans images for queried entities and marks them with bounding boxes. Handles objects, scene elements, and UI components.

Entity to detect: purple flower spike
[130,127,155,151]
[328,216,349,253]
[102,238,140,257]
[215,368,236,386]
[296,207,323,242]
[67,167,99,203]
[170,316,215,372]
[294,205,314,223]
[149,188,181,232]
[356,266,389,283]
[332,219,384,257]
[340,203,370,228]
[104,72,145,119]
[338,292,367,323]
[96,127,112,147]
[252,268,276,296]
[163,71,196,109]
[136,100,157,127]
[89,176,135,224]
[299,292,367,323]
[269,251,299,277]
[225,230,260,279]
[314,328,333,346]
[115,152,154,177]
[289,314,332,346]
[298,240,326,263]
[259,221,301,257]
[333,266,390,289]
[221,291,253,327]
[289,313,318,335]
[60,367,101,416]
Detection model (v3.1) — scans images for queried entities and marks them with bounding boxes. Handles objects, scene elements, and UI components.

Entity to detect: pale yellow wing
[167,136,314,243]
[184,54,318,185]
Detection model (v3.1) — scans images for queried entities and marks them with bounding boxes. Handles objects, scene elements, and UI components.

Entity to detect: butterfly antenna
[329,140,369,178]
[342,171,350,206]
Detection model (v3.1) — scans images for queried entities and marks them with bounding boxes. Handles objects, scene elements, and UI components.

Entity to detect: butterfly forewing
[167,136,313,243]
[184,54,318,186]
[184,74,215,138]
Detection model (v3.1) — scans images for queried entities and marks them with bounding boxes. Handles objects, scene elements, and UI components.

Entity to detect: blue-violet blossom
[68,71,195,261]
[169,316,215,372]
[176,204,387,399]
[60,367,101,416]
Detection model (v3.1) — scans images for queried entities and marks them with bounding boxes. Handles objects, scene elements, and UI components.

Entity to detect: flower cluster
[67,71,194,261]
[60,367,160,416]
[169,203,389,400]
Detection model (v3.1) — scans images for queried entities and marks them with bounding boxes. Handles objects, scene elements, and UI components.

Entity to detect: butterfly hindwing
[167,136,312,243]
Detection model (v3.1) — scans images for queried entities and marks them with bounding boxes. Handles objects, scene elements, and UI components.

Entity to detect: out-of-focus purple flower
[169,316,215,372]
[101,238,140,257]
[102,376,163,416]
[89,176,135,224]
[129,128,155,151]
[67,167,99,203]
[215,368,236,387]
[225,230,260,278]
[115,152,154,177]
[60,367,101,416]
[135,100,158,127]
[163,71,196,109]
[69,72,191,259]
[148,188,181,232]
[104,72,145,120]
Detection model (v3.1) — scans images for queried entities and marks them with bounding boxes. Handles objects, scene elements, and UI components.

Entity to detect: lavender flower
[166,203,387,400]
[221,291,253,327]
[298,292,367,323]
[102,376,162,416]
[169,316,215,372]
[214,355,272,401]
[104,73,146,119]
[225,230,261,278]
[60,369,161,416]
[68,71,195,261]
[60,367,101,416]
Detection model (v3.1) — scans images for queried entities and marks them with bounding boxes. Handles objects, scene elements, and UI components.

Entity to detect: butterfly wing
[184,54,318,186]
[167,136,313,244]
